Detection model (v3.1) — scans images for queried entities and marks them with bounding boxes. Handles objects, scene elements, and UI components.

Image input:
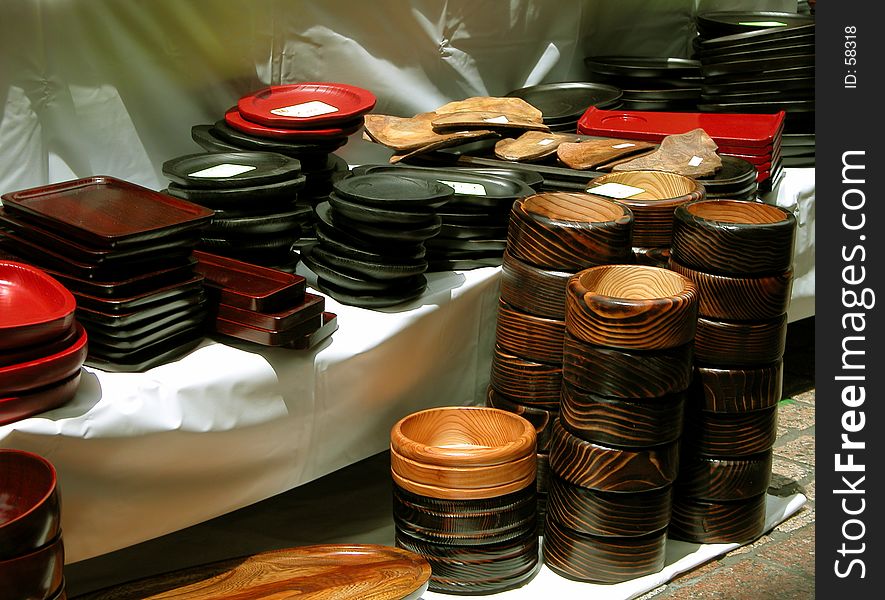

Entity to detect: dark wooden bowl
[668,257,793,320]
[547,475,672,537]
[560,383,685,448]
[694,314,788,366]
[506,192,633,270]
[549,420,679,492]
[499,251,573,319]
[684,405,779,457]
[390,446,536,490]
[672,199,797,276]
[0,534,64,600]
[543,516,667,583]
[676,451,773,500]
[490,345,562,406]
[694,361,783,413]
[495,300,565,364]
[486,387,558,453]
[669,493,767,544]
[562,333,693,398]
[633,246,670,268]
[566,265,698,350]
[0,450,60,560]
[586,170,705,248]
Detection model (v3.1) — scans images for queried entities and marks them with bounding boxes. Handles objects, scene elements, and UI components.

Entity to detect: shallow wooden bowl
[694,314,788,366]
[495,299,565,364]
[500,251,573,319]
[684,405,779,457]
[0,534,64,600]
[486,387,557,453]
[676,451,773,501]
[547,475,672,537]
[586,170,705,247]
[549,420,679,492]
[391,406,536,468]
[694,361,783,412]
[669,493,767,544]
[562,333,693,398]
[506,192,633,270]
[672,199,797,275]
[489,346,562,406]
[390,446,536,490]
[543,516,667,583]
[0,450,60,560]
[565,265,698,350]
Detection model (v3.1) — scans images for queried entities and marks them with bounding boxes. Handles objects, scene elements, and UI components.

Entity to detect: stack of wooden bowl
[488,191,633,528]
[0,450,66,600]
[390,406,539,594]
[544,265,698,583]
[669,199,797,543]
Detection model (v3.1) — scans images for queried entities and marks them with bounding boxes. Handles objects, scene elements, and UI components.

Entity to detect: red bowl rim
[0,449,58,533]
[0,322,87,378]
[0,261,76,332]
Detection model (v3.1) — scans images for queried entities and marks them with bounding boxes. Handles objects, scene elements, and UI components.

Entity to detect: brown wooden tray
[194,250,306,312]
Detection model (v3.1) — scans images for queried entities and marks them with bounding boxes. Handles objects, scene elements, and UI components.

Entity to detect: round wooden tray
[693,361,783,412]
[500,251,573,320]
[669,493,767,545]
[694,314,788,366]
[676,451,773,500]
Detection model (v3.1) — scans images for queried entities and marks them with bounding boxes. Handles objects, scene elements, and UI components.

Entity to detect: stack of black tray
[583,56,702,112]
[506,82,622,132]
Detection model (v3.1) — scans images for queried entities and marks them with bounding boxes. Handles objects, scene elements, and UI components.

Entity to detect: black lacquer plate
[163,152,302,189]
[506,82,623,124]
[332,174,454,209]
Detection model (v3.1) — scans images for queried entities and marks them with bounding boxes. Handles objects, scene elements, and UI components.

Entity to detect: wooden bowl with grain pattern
[694,314,788,366]
[390,447,536,490]
[693,361,784,413]
[499,251,574,319]
[495,300,565,364]
[486,387,557,453]
[490,346,562,407]
[669,493,767,544]
[683,405,779,457]
[676,451,773,501]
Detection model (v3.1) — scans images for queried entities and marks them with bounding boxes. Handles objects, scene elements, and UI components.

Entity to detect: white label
[738,20,788,27]
[688,155,704,167]
[537,138,556,146]
[270,100,339,118]
[611,143,636,149]
[483,115,510,124]
[587,182,646,199]
[188,163,257,178]
[438,180,488,196]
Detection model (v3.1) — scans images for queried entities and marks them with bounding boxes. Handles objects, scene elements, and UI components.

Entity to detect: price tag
[738,20,788,27]
[483,115,510,124]
[188,164,257,178]
[438,180,488,196]
[586,182,646,199]
[611,143,636,149]
[270,100,339,118]
[537,138,556,146]
[688,156,704,167]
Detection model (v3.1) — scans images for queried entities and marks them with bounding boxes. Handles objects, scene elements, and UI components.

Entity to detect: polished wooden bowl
[694,361,783,412]
[566,265,698,350]
[676,451,773,501]
[536,452,550,495]
[586,170,705,247]
[543,516,667,583]
[506,192,633,270]
[486,387,557,453]
[0,533,64,600]
[495,300,565,364]
[560,383,685,448]
[0,450,60,560]
[547,475,672,537]
[672,199,797,276]
[549,420,679,492]
[562,333,693,398]
[500,251,573,319]
[391,406,536,468]
[694,314,788,366]
[669,493,767,544]
[490,346,562,406]
[390,446,536,490]
[633,246,670,268]
[391,468,536,501]
[684,405,779,457]
[668,257,793,320]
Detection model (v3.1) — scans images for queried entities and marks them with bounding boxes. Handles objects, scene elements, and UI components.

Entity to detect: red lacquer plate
[0,371,81,426]
[0,261,76,351]
[194,250,306,312]
[216,292,325,331]
[238,82,376,127]
[0,322,87,394]
[224,108,364,141]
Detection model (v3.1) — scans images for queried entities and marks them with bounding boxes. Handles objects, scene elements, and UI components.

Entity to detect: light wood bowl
[390,447,536,490]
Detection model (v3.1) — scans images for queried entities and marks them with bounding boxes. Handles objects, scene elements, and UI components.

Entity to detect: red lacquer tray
[0,176,214,248]
[237,82,376,127]
[216,292,324,331]
[286,312,338,350]
[0,323,87,394]
[577,107,785,147]
[224,108,363,141]
[194,250,306,312]
[213,314,323,346]
[0,371,81,426]
[0,261,76,351]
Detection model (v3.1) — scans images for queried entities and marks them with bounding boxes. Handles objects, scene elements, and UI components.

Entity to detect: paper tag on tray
[537,138,556,146]
[271,100,339,118]
[611,142,636,149]
[483,115,510,124]
[188,164,257,178]
[688,155,704,167]
[438,180,487,196]
[586,182,646,199]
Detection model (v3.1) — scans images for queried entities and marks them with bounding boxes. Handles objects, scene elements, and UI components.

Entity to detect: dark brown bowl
[668,257,792,320]
[672,199,797,276]
[0,534,64,600]
[0,450,61,560]
[684,405,779,457]
[486,387,558,453]
[549,420,679,492]
[694,314,788,366]
[560,383,684,448]
[495,300,565,365]
[676,451,773,500]
[562,333,693,398]
[490,345,562,406]
[633,246,671,268]
[669,493,767,544]
[565,265,698,350]
[694,361,783,412]
[500,251,573,319]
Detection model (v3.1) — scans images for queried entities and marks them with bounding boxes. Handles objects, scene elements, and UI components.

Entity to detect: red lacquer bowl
[0,262,76,351]
[0,450,61,560]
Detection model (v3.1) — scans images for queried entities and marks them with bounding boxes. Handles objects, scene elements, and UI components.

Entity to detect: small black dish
[162,151,302,189]
[505,82,623,124]
[584,56,701,79]
[306,243,427,281]
[205,207,310,237]
[191,124,245,153]
[165,174,306,207]
[315,201,442,245]
[696,11,814,38]
[437,222,510,240]
[315,275,428,308]
[425,238,507,253]
[332,173,454,209]
[327,192,438,226]
[426,256,505,271]
[302,246,427,294]
[315,227,426,261]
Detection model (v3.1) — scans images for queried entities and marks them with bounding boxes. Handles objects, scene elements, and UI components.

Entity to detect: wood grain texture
[431,111,550,132]
[683,405,779,457]
[486,387,558,453]
[494,132,581,162]
[668,257,793,320]
[676,451,773,500]
[560,383,685,448]
[612,128,722,178]
[562,333,693,398]
[391,468,536,501]
[490,345,563,406]
[75,545,432,600]
[391,482,537,515]
[506,193,633,270]
[547,475,672,537]
[694,361,784,412]
[633,246,670,268]
[536,452,550,495]
[391,406,535,468]
[434,97,544,121]
[390,446,536,490]
[549,420,679,492]
[543,517,667,583]
[363,113,495,152]
[500,251,573,319]
[495,299,565,365]
[586,170,705,247]
[669,493,767,544]
[556,138,656,170]
[565,265,698,350]
[671,199,797,276]
[694,314,788,366]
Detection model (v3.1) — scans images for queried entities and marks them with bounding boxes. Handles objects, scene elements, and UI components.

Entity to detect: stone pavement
[638,317,816,599]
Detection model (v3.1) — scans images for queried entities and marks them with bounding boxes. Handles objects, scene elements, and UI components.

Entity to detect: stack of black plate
[694,12,815,166]
[350,165,535,271]
[0,176,213,372]
[301,174,454,308]
[162,151,307,268]
[695,156,758,200]
[505,82,622,132]
[584,56,702,111]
